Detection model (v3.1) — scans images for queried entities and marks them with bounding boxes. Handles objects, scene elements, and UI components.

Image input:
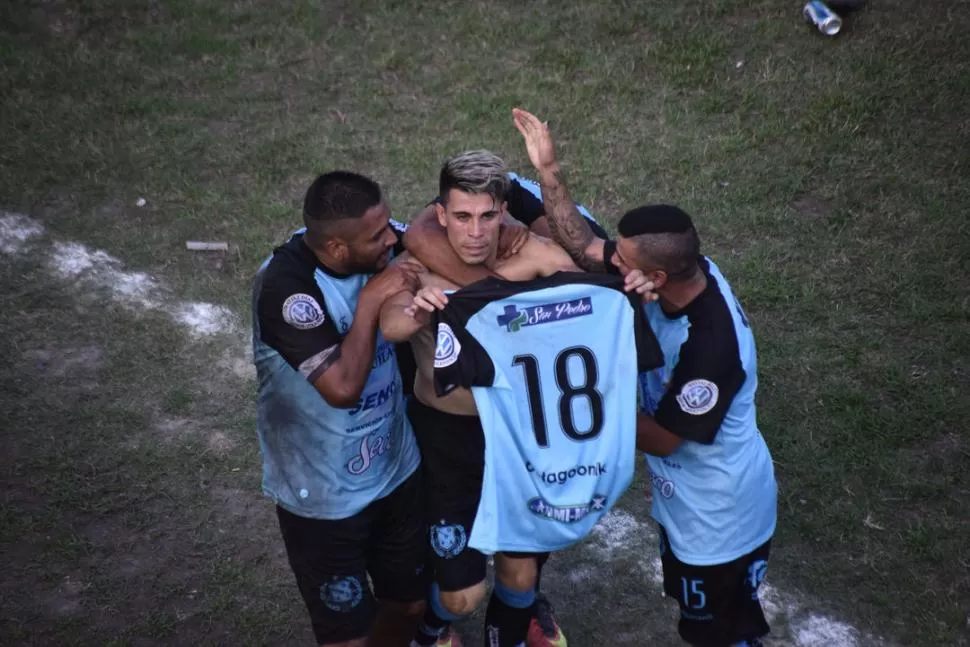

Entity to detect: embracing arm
[311,300,383,407]
[635,413,684,457]
[380,288,429,343]
[257,261,417,408]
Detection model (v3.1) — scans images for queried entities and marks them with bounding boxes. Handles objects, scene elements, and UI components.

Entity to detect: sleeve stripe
[299,344,341,383]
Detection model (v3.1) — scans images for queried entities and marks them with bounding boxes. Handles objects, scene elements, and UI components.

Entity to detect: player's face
[345,202,398,273]
[615,235,667,289]
[436,189,505,265]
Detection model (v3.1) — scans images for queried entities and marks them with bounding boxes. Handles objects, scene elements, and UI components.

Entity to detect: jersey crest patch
[430,521,467,558]
[320,575,363,612]
[282,293,326,330]
[434,323,461,368]
[676,379,719,415]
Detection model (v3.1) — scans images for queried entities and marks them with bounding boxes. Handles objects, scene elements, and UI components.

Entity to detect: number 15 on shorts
[681,577,706,610]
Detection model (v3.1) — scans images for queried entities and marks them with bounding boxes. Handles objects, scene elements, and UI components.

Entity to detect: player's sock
[534,554,548,592]
[733,640,764,647]
[411,583,461,647]
[485,581,535,647]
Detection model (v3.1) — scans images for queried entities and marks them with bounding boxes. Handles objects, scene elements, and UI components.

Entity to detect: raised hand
[512,108,559,172]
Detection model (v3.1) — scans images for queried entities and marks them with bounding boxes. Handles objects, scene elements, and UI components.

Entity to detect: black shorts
[407,397,549,592]
[276,469,427,645]
[408,397,488,592]
[659,526,772,647]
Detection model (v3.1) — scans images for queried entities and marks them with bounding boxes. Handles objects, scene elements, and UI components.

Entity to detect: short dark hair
[303,171,382,235]
[618,204,701,281]
[438,150,510,205]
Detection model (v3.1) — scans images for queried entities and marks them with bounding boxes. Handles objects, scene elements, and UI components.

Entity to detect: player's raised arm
[512,108,610,272]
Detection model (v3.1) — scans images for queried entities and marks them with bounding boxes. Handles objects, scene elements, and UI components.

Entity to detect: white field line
[585,508,891,646]
[1,212,235,339]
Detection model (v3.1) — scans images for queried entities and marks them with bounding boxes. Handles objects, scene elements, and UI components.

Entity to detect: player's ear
[435,202,447,228]
[648,270,668,290]
[322,236,350,263]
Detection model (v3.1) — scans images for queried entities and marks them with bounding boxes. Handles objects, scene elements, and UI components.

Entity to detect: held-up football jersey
[432,272,663,553]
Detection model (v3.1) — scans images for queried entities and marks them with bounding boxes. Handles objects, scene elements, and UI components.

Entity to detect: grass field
[1,0,968,645]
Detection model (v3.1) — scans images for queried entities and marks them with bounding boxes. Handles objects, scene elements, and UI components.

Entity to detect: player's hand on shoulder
[361,260,421,307]
[405,285,449,317]
[388,251,426,275]
[497,214,530,260]
[624,269,659,302]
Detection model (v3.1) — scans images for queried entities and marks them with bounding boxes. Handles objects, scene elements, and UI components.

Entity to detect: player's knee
[496,567,537,593]
[440,582,485,616]
[401,598,425,619]
[494,555,538,592]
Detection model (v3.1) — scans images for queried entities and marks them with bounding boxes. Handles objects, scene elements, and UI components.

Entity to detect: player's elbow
[380,311,415,343]
[314,378,363,409]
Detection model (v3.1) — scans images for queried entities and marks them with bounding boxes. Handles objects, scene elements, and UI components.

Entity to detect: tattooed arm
[512,108,609,272]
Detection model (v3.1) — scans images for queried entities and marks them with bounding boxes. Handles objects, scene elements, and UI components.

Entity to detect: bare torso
[412,234,577,415]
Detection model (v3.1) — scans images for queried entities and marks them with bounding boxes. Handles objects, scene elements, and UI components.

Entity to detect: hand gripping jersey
[432,272,663,553]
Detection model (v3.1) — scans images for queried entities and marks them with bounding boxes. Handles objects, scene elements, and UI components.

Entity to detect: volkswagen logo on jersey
[675,379,719,415]
[495,297,593,332]
[434,323,461,368]
[430,521,467,558]
[527,494,607,523]
[282,293,326,330]
[320,575,364,613]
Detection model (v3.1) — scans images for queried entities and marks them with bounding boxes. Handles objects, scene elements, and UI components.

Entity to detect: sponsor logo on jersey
[676,379,719,415]
[320,575,363,612]
[527,494,607,523]
[345,428,393,475]
[434,323,461,368]
[430,521,467,558]
[526,460,607,485]
[649,470,676,498]
[282,293,326,329]
[495,297,593,333]
[371,341,395,369]
[348,380,397,416]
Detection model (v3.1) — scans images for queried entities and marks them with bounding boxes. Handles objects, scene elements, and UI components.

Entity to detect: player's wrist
[536,163,562,184]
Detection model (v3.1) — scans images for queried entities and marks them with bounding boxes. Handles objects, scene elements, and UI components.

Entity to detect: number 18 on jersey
[432,273,663,554]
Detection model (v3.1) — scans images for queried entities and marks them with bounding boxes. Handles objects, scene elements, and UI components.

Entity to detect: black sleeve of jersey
[390,218,407,255]
[627,292,664,373]
[395,341,417,397]
[257,267,343,384]
[431,302,496,397]
[654,329,746,444]
[505,179,545,227]
[602,240,622,275]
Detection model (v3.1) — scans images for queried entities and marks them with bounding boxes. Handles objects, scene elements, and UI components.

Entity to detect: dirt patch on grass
[790,191,833,220]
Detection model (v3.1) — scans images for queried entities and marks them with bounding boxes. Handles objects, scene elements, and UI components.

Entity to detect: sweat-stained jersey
[637,256,777,565]
[432,272,663,553]
[251,221,420,520]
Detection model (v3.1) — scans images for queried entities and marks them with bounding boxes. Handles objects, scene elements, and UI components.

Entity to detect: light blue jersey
[252,226,420,520]
[433,272,663,553]
[639,257,777,565]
